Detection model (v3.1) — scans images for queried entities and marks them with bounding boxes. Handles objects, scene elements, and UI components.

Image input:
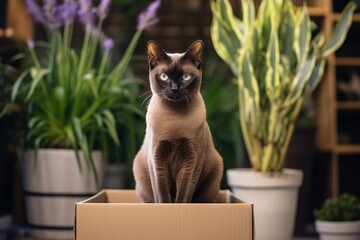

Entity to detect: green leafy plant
[202,57,246,187]
[10,0,161,184]
[314,193,360,221]
[210,0,356,172]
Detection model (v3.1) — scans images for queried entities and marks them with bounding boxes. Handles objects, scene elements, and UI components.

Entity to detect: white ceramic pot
[23,149,103,239]
[227,168,303,240]
[315,220,360,240]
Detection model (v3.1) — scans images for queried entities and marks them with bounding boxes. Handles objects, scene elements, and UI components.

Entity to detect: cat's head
[147,40,204,103]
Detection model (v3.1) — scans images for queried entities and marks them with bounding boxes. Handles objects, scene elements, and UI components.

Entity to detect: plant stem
[275,98,304,171]
[261,105,278,171]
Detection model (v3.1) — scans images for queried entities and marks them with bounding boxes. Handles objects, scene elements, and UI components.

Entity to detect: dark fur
[133,40,223,203]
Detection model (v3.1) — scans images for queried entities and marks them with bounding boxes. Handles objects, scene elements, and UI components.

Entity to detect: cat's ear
[147,40,168,70]
[184,40,204,69]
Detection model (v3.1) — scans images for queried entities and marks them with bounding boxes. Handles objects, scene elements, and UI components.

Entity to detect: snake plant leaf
[211,19,238,74]
[279,0,296,61]
[312,32,325,49]
[304,58,326,100]
[240,51,260,105]
[286,48,317,106]
[265,29,280,103]
[257,0,272,51]
[238,86,256,168]
[211,0,354,172]
[294,4,311,65]
[211,0,244,75]
[216,0,241,39]
[322,1,356,57]
[241,0,255,30]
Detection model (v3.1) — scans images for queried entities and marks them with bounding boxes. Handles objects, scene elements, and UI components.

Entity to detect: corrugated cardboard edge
[74,189,255,240]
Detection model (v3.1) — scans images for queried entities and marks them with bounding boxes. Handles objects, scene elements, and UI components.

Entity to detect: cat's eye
[182,73,192,81]
[159,73,169,81]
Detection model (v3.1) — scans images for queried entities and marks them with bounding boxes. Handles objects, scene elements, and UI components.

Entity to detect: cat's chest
[146,97,205,139]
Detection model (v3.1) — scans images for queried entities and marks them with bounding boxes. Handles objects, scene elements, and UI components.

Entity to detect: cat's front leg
[175,139,202,203]
[152,140,172,203]
[175,161,200,203]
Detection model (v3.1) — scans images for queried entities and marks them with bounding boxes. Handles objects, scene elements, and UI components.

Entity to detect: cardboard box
[75,190,254,240]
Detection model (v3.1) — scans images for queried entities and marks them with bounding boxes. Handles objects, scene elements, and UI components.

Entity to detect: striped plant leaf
[293,4,311,65]
[210,0,354,172]
[210,19,238,74]
[304,58,326,100]
[322,2,356,57]
[240,51,260,106]
[265,29,280,103]
[285,48,317,106]
[241,0,255,30]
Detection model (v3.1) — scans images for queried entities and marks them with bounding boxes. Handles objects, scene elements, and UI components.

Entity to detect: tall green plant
[210,0,356,172]
[202,58,245,187]
[10,0,161,185]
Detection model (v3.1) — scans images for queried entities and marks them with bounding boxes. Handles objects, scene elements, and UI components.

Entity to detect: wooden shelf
[335,144,360,154]
[308,6,327,17]
[311,0,360,197]
[336,57,360,66]
[333,13,360,22]
[337,101,360,110]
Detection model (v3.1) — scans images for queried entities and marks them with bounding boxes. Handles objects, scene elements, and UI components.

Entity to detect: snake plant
[211,0,356,172]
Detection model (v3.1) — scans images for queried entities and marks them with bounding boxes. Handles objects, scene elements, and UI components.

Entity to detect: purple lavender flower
[137,0,161,31]
[103,38,114,51]
[43,0,63,29]
[27,39,35,49]
[58,0,78,23]
[25,0,65,29]
[97,0,111,20]
[78,0,95,28]
[25,0,46,24]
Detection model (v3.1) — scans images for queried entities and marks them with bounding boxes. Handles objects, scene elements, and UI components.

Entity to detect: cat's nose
[171,83,180,93]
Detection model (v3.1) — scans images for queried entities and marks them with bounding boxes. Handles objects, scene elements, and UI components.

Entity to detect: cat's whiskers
[140,91,153,109]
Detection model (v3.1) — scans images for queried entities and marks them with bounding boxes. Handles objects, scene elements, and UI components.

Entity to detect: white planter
[227,168,303,240]
[23,149,104,239]
[315,220,360,240]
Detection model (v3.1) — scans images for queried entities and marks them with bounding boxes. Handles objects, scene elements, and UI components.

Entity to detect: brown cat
[133,40,223,203]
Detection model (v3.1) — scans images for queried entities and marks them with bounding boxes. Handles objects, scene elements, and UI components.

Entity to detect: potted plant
[210,0,355,239]
[202,57,246,188]
[314,193,360,240]
[9,0,161,238]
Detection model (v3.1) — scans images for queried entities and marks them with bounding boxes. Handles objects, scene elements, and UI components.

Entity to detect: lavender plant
[12,0,161,184]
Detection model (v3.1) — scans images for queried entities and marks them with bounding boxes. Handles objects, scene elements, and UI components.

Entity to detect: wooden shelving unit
[310,0,360,197]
